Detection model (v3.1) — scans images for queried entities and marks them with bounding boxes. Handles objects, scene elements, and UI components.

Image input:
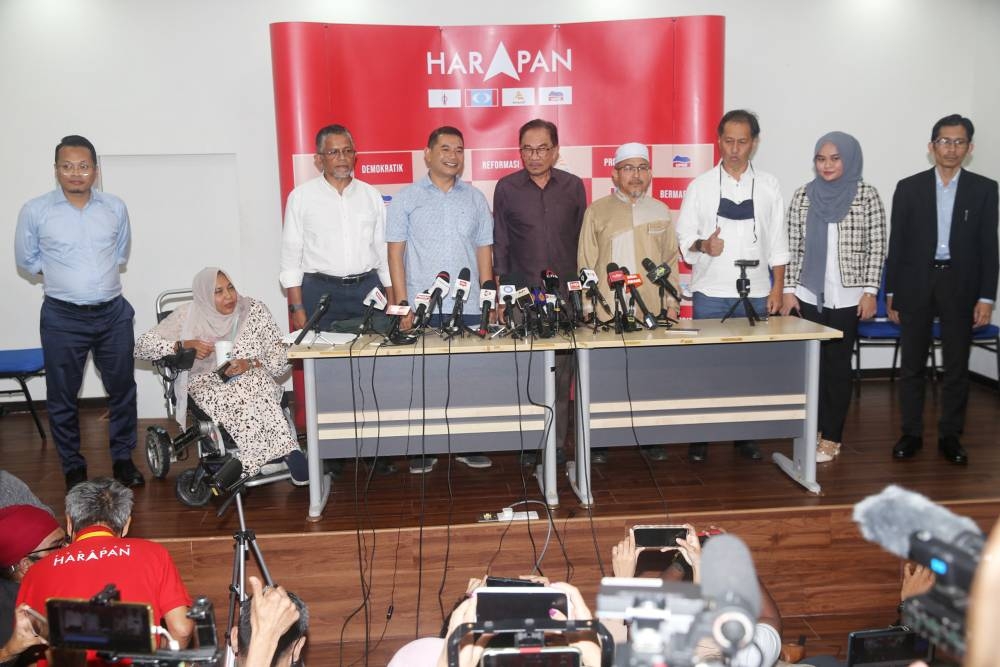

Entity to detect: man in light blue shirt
[386,126,495,472]
[14,135,143,490]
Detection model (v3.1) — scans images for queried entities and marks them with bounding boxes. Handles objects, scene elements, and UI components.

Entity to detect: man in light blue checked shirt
[387,126,495,473]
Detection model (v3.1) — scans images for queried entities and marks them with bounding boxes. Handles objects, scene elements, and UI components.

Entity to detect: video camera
[42,584,221,665]
[854,485,985,657]
[597,534,762,667]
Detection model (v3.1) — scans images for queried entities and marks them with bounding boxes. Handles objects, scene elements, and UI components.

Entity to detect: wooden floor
[2,377,998,664]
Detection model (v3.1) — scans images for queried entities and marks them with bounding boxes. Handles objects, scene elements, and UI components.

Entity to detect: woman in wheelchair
[136,267,308,486]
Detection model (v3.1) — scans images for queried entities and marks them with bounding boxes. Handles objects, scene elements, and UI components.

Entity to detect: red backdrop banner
[270,17,725,419]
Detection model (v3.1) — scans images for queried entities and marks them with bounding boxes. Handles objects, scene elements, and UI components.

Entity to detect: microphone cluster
[366,257,681,343]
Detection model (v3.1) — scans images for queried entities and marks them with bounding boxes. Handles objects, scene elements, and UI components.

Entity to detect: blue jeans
[691,292,767,320]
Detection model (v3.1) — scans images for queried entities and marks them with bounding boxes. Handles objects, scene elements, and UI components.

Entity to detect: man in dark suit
[886,114,999,464]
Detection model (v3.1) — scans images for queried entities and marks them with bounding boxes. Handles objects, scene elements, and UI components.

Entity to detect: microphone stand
[293,295,335,346]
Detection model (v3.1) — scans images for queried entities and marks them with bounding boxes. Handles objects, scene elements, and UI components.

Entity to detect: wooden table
[288,333,564,519]
[567,317,842,504]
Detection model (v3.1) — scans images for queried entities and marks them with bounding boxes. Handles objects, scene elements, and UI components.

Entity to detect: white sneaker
[456,454,493,469]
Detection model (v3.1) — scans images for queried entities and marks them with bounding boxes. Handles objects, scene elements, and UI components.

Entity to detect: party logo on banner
[472,148,522,181]
[501,88,535,106]
[465,89,498,107]
[427,89,461,108]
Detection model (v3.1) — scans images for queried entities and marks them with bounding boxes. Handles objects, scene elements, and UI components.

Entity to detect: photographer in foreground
[233,576,307,667]
[608,523,783,666]
[15,479,194,653]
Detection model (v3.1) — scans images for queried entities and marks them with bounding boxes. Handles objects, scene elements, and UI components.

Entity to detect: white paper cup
[214,341,234,364]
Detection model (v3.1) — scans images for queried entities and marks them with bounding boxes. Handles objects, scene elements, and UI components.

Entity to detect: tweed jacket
[785,181,886,291]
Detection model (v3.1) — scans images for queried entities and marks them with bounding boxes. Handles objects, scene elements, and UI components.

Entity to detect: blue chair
[0,347,46,440]
[853,283,903,393]
[930,322,1000,387]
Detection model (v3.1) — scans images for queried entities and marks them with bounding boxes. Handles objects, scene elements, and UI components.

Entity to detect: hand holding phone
[631,524,689,550]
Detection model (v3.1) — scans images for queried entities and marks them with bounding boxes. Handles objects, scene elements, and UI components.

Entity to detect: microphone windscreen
[853,484,983,559]
[642,257,656,272]
[458,267,471,281]
[700,534,761,617]
[606,262,620,274]
[504,271,526,289]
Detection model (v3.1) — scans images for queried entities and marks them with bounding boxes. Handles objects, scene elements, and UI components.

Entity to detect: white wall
[1,0,997,417]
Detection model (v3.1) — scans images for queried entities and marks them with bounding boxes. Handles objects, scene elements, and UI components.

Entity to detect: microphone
[853,484,983,573]
[427,271,451,317]
[384,301,410,341]
[700,534,762,655]
[642,257,682,305]
[580,267,610,311]
[358,286,388,334]
[446,267,472,331]
[621,267,658,329]
[532,287,554,337]
[606,262,629,316]
[566,280,584,321]
[293,293,331,345]
[476,280,497,337]
[412,291,432,328]
[514,286,536,331]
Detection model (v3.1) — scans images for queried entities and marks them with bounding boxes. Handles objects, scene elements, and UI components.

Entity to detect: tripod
[224,491,274,660]
[721,261,762,326]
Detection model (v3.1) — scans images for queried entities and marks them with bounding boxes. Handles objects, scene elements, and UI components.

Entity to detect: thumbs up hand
[704,226,724,257]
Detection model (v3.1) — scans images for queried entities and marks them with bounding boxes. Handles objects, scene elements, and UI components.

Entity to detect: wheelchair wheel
[145,426,172,479]
[175,469,212,507]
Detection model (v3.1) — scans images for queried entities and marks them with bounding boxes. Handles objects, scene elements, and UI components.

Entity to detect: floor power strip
[477,509,540,522]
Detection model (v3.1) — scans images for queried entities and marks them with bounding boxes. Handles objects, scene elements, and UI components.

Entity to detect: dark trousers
[301,270,382,331]
[40,295,137,472]
[898,268,973,438]
[798,301,858,443]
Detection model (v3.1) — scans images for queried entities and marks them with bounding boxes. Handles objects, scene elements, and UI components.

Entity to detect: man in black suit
[886,114,999,464]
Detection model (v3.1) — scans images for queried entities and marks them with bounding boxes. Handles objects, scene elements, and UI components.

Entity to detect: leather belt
[306,270,376,285]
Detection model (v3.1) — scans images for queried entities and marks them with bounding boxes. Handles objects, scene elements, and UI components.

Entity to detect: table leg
[536,349,559,508]
[304,358,331,520]
[772,339,821,494]
[567,347,594,506]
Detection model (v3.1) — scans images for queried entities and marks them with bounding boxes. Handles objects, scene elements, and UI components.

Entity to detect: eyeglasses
[57,162,93,175]
[319,148,356,159]
[24,536,70,561]
[519,145,552,157]
[933,138,969,148]
[617,164,651,175]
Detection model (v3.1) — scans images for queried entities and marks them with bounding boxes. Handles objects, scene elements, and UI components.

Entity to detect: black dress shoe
[591,448,609,464]
[735,440,762,460]
[688,443,708,462]
[65,466,88,491]
[892,435,923,459]
[938,436,968,465]
[112,458,146,488]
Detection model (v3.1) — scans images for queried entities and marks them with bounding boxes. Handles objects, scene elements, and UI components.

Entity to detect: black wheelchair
[143,289,301,507]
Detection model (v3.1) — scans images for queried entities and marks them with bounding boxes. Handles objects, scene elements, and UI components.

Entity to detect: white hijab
[173,267,250,426]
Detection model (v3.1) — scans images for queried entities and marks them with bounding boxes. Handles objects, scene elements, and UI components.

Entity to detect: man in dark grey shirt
[493,119,587,465]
